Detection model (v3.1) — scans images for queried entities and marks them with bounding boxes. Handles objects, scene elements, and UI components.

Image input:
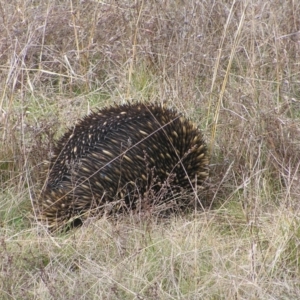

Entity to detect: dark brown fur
[36,103,209,231]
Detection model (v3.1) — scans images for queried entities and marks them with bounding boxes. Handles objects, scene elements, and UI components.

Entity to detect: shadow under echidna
[36,102,209,232]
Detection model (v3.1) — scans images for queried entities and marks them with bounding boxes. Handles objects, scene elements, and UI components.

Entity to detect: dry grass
[1,0,300,298]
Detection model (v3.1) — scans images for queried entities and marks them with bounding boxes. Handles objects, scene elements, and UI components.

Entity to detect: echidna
[37,102,209,231]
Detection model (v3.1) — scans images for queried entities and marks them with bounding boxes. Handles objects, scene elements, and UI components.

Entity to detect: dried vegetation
[1,0,300,298]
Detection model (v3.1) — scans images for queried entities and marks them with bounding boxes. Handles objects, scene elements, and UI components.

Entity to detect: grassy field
[1,0,300,299]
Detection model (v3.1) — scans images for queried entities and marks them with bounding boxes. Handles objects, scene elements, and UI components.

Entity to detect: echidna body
[38,103,209,230]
